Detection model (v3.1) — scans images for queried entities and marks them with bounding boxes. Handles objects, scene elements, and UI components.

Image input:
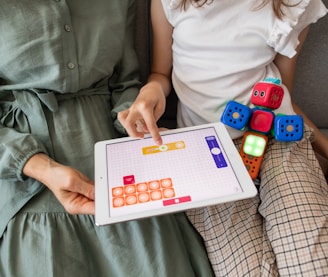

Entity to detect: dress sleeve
[109,0,142,134]
[268,0,328,58]
[0,99,48,181]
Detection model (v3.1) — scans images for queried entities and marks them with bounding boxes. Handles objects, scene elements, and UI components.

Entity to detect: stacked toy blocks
[221,78,304,179]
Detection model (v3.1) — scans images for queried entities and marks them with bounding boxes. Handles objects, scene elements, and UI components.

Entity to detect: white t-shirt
[161,0,327,138]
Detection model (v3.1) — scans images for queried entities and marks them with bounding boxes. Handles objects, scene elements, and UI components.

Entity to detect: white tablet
[95,122,257,226]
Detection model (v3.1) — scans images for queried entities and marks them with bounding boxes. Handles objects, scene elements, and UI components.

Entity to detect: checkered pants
[186,126,328,276]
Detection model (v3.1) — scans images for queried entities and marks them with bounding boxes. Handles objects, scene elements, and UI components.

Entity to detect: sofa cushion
[293,0,328,136]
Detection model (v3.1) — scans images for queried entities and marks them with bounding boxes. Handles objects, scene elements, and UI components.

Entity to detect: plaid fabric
[186,125,328,276]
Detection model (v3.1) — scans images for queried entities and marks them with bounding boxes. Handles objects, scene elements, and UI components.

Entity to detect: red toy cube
[249,109,274,134]
[251,82,284,109]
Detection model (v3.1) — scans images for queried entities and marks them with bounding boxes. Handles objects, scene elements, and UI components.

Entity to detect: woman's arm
[118,0,174,145]
[274,26,328,175]
[109,0,143,134]
[23,153,95,214]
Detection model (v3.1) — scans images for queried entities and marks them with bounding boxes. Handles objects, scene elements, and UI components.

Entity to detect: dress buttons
[67,62,76,69]
[64,24,72,32]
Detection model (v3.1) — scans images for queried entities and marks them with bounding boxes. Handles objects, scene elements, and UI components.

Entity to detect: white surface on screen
[105,127,242,218]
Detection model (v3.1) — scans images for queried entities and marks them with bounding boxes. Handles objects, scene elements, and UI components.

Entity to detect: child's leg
[186,137,278,276]
[186,197,280,276]
[259,125,328,276]
[186,126,328,276]
[315,151,328,176]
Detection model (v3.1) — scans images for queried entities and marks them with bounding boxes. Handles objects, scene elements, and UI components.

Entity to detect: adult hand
[23,153,95,215]
[118,83,167,145]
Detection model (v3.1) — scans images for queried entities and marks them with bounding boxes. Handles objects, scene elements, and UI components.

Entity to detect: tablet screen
[97,124,252,222]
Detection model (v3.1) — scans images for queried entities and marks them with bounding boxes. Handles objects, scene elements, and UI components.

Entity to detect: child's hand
[118,84,167,145]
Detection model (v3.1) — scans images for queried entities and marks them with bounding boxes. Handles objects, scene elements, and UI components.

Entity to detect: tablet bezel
[95,122,257,226]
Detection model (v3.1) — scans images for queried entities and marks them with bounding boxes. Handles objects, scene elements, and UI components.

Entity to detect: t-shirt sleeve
[161,0,180,25]
[268,0,328,58]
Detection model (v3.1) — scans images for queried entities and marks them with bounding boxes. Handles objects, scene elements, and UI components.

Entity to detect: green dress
[0,1,213,276]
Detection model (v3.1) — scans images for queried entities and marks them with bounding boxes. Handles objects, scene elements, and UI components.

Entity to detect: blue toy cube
[221,100,252,130]
[274,115,304,141]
